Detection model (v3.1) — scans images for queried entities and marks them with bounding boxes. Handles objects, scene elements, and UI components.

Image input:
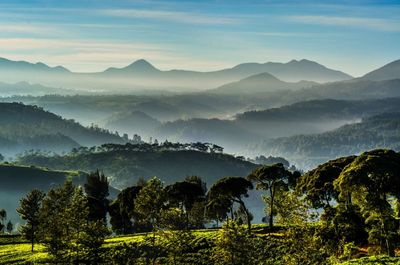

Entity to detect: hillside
[360,59,400,81]
[0,164,86,224]
[16,149,258,188]
[155,98,400,154]
[0,102,126,156]
[210,72,316,94]
[263,112,400,168]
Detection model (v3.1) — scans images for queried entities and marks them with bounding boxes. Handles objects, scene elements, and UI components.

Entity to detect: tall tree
[84,170,109,222]
[247,163,298,229]
[0,209,6,233]
[17,189,45,252]
[334,149,400,257]
[207,177,253,234]
[135,177,166,231]
[6,220,13,234]
[109,186,142,234]
[297,156,356,209]
[39,181,75,260]
[165,178,206,229]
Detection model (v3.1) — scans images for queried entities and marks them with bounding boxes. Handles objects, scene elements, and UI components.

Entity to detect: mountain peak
[126,59,159,71]
[242,72,281,82]
[361,59,400,81]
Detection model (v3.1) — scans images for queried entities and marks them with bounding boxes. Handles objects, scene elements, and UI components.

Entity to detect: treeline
[13,149,400,264]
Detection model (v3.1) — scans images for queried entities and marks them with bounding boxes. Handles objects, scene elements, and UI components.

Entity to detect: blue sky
[0,0,399,76]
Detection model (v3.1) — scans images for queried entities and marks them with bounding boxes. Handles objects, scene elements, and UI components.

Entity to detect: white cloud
[288,15,400,32]
[99,9,242,25]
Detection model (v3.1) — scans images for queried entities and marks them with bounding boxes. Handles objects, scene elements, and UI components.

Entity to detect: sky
[0,0,399,76]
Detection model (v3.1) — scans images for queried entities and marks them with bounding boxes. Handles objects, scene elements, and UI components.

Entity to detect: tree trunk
[31,224,34,252]
[239,200,251,234]
[269,186,275,230]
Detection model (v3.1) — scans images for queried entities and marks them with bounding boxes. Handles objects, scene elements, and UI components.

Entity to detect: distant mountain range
[0,57,354,92]
[154,98,400,153]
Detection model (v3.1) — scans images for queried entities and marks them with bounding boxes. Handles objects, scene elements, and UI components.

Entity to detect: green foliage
[38,181,108,263]
[212,221,259,265]
[109,185,143,234]
[247,163,297,228]
[16,189,45,252]
[134,177,166,230]
[207,176,253,233]
[84,170,109,222]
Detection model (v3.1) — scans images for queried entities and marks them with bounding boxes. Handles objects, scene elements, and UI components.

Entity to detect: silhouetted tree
[109,186,142,234]
[0,209,6,233]
[17,189,45,252]
[6,220,13,234]
[84,170,109,222]
[207,177,253,234]
[247,163,298,229]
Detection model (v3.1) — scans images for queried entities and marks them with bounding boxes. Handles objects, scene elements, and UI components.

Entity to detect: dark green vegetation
[266,112,400,168]
[0,163,87,224]
[3,149,400,264]
[0,102,129,157]
[15,143,256,188]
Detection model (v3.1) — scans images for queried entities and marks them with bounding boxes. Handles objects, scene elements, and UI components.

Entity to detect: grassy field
[1,227,400,265]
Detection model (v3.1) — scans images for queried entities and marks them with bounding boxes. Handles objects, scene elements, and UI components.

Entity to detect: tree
[297,156,356,209]
[134,177,168,265]
[109,186,143,234]
[207,177,253,234]
[334,149,400,257]
[0,209,6,233]
[135,177,167,231]
[165,178,206,229]
[247,163,298,229]
[212,220,258,265]
[6,220,13,234]
[84,170,109,222]
[0,153,4,162]
[39,181,75,260]
[39,181,108,262]
[17,189,45,252]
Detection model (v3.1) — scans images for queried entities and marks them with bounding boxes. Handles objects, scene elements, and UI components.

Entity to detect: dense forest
[265,112,400,168]
[2,149,400,264]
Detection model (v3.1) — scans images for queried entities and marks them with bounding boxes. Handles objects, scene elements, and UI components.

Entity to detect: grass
[2,226,400,264]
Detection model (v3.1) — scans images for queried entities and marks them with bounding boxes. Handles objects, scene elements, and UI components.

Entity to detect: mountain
[0,57,69,73]
[360,59,400,81]
[0,102,126,156]
[154,98,400,154]
[210,72,317,94]
[222,59,352,83]
[0,57,353,93]
[262,112,400,169]
[104,59,160,75]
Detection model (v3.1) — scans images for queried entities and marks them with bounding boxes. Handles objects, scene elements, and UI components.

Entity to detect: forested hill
[0,102,127,156]
[16,146,258,188]
[263,112,400,168]
[0,164,86,224]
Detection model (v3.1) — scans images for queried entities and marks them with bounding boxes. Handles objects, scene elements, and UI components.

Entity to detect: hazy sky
[0,0,399,76]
